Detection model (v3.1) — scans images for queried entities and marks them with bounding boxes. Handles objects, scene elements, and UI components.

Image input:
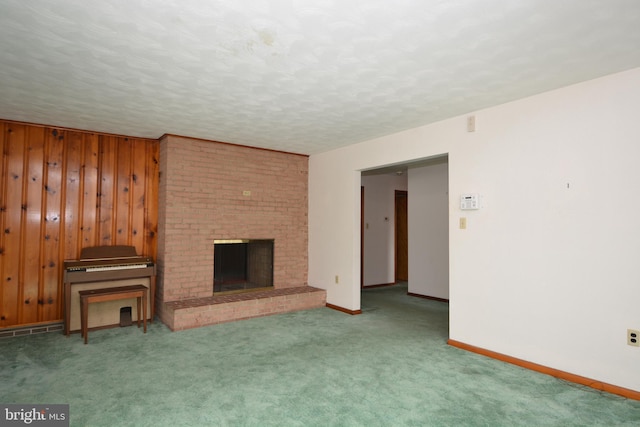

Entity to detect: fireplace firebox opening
[213,239,274,294]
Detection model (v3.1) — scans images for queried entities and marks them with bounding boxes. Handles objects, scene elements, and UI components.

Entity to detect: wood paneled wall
[0,120,158,328]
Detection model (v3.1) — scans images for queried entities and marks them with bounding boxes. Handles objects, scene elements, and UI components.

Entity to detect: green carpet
[2,284,639,426]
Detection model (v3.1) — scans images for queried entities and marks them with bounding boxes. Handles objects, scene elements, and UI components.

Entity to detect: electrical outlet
[627,329,640,347]
[335,275,339,284]
[459,217,467,229]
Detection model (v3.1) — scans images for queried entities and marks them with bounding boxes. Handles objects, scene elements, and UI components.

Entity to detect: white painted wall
[361,174,407,286]
[308,67,640,392]
[408,160,449,299]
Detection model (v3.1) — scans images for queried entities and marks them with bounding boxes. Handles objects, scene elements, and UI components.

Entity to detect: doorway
[360,155,448,297]
[361,186,364,288]
[395,190,408,282]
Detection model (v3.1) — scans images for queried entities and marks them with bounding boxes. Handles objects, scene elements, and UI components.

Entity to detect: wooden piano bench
[78,284,148,344]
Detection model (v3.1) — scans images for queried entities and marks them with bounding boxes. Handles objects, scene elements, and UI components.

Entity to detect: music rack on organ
[63,245,156,335]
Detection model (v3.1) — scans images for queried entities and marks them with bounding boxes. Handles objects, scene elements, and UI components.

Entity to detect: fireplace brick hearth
[156,135,325,329]
[163,286,326,331]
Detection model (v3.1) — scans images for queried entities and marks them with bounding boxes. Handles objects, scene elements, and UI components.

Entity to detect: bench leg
[142,290,147,333]
[81,297,89,345]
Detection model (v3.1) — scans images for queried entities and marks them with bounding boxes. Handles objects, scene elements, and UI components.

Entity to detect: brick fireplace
[156,135,325,330]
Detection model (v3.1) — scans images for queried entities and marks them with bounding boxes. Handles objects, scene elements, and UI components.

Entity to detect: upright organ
[63,245,156,335]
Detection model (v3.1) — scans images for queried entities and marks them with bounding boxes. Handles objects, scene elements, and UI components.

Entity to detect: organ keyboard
[63,245,156,335]
[84,263,150,272]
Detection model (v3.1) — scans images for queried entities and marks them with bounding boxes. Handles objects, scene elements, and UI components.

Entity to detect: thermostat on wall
[460,194,480,210]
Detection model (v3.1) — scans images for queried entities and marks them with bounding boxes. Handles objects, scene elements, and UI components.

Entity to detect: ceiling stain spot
[257,29,275,47]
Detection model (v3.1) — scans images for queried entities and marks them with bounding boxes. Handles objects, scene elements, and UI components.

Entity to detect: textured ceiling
[1,0,640,155]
